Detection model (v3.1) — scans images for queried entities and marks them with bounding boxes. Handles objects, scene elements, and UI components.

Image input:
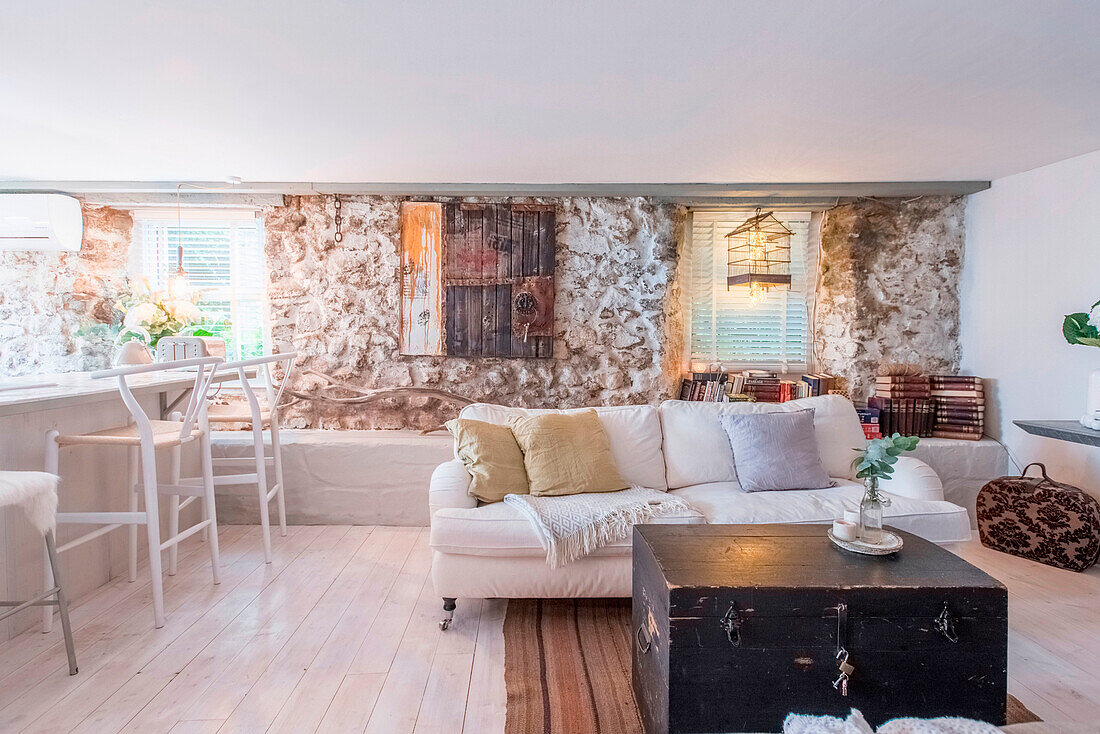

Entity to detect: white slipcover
[431,396,972,601]
[660,395,868,488]
[669,481,971,544]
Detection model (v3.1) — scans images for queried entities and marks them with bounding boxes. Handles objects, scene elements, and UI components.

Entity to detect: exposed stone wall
[0,194,966,425]
[0,205,131,375]
[814,196,966,402]
[265,196,686,430]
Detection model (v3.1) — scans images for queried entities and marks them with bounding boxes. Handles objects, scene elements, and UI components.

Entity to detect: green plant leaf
[1065,312,1100,346]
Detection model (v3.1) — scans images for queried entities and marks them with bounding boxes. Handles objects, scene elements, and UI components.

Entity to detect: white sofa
[429,395,972,624]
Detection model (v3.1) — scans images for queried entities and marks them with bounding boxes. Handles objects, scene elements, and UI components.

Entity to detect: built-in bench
[211,430,1010,527]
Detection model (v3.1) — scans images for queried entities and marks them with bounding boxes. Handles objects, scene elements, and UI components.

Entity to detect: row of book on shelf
[678,371,834,403]
[857,374,985,440]
[678,369,986,441]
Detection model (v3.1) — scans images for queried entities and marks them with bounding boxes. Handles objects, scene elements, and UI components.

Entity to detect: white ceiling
[2,0,1099,184]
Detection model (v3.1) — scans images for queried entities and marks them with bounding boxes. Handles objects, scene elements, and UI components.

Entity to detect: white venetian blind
[689,210,813,371]
[133,209,268,360]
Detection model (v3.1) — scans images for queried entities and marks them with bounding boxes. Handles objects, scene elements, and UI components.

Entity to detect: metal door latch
[934,603,959,643]
[721,602,744,647]
[833,648,855,696]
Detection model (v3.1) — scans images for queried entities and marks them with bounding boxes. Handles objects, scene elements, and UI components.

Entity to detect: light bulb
[167,271,190,300]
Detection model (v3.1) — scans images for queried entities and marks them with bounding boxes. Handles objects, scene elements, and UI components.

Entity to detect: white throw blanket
[784,708,1001,734]
[503,486,691,568]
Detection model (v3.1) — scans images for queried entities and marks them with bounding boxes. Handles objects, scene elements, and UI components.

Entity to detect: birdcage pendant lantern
[726,209,793,304]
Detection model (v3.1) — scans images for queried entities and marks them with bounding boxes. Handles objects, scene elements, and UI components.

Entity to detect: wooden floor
[0,526,1097,733]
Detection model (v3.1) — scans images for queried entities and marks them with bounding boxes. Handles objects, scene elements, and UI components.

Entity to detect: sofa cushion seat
[430,498,706,557]
[669,481,972,543]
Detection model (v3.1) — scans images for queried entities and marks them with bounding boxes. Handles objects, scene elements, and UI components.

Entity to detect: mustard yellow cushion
[509,410,629,496]
[445,418,529,503]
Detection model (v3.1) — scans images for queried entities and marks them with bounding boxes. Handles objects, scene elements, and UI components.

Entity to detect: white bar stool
[179,352,296,565]
[45,357,223,629]
[0,471,77,675]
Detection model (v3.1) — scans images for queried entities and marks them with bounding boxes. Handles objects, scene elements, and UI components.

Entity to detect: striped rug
[503,598,1040,734]
[504,599,641,734]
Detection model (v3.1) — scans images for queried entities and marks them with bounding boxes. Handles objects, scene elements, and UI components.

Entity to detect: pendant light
[725,208,793,304]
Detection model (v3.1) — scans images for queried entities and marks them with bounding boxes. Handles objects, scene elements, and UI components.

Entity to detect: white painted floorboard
[0,527,1096,732]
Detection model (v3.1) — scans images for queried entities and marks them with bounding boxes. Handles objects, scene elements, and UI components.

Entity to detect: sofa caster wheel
[440,597,456,632]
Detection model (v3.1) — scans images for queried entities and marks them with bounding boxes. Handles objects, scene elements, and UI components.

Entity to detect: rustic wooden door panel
[443,203,553,357]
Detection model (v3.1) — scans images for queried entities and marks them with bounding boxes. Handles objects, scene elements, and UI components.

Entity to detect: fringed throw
[504,487,692,568]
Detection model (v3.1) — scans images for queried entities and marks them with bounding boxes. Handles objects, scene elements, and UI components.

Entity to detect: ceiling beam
[0,180,990,199]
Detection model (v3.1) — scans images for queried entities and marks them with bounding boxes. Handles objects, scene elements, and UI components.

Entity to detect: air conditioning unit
[0,194,83,251]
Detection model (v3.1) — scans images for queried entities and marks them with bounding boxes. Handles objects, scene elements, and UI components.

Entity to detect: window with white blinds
[688,210,814,371]
[133,209,268,360]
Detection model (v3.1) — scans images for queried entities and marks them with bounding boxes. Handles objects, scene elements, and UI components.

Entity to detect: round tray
[827,529,903,555]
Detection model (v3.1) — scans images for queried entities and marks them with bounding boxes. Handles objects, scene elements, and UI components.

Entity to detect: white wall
[961,149,1100,495]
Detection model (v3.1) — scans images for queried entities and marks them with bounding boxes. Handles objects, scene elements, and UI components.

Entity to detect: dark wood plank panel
[538,209,555,276]
[509,207,526,357]
[479,208,496,356]
[468,281,482,357]
[441,202,553,358]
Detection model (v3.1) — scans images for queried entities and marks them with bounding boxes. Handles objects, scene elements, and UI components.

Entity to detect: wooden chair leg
[45,530,78,675]
[252,424,273,564]
[270,418,288,537]
[128,445,139,582]
[139,443,166,628]
[200,429,222,584]
[167,444,181,576]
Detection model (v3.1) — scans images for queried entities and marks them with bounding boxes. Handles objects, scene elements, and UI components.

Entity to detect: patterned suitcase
[977,462,1100,572]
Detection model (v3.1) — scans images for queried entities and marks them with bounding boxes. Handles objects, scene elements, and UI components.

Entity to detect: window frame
[684,209,817,373]
[130,208,270,362]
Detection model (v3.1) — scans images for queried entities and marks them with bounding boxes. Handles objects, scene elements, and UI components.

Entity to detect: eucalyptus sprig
[852,433,920,499]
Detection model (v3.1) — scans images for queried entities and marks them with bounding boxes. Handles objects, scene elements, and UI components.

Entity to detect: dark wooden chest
[632,524,1008,734]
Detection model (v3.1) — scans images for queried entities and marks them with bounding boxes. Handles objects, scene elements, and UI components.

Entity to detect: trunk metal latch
[721,602,744,647]
[934,603,959,643]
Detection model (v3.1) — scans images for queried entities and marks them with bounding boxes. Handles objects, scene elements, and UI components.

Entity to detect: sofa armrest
[430,460,478,517]
[880,456,945,502]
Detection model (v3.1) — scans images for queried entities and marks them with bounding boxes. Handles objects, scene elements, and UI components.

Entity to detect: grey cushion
[719,409,834,492]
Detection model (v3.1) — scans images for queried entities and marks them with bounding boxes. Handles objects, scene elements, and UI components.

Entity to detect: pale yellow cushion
[510,410,629,496]
[446,418,529,503]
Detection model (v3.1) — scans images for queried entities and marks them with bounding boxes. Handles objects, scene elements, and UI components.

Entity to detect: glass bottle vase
[859,477,886,544]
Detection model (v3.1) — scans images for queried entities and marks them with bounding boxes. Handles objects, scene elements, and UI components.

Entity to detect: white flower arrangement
[114,276,223,348]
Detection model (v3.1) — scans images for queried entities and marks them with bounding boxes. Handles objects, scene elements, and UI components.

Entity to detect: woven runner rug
[503,599,1040,734]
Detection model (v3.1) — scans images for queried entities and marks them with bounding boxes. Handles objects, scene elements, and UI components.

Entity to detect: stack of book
[678,371,729,402]
[856,407,882,439]
[742,371,781,402]
[799,374,834,397]
[868,375,934,436]
[873,375,931,399]
[930,375,985,440]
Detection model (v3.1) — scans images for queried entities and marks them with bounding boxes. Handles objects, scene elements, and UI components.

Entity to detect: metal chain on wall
[333,194,343,244]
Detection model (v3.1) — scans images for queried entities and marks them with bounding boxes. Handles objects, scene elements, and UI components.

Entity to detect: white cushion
[669,481,972,543]
[458,403,668,490]
[659,395,867,489]
[429,499,705,557]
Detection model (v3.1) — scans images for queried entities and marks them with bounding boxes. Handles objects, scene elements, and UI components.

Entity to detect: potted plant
[851,433,920,543]
[1063,299,1100,429]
